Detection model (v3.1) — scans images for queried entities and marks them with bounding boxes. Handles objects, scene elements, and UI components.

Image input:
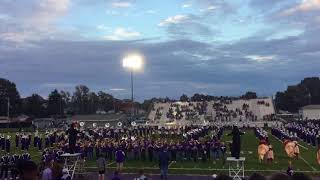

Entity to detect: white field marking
[299,156,317,171]
[271,135,316,171]
[108,161,115,166]
[297,143,309,150]
[86,166,320,173]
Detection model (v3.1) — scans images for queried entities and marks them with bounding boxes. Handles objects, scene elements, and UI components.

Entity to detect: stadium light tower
[122,54,144,119]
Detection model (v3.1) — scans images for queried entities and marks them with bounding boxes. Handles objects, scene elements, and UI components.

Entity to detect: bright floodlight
[122,54,143,70]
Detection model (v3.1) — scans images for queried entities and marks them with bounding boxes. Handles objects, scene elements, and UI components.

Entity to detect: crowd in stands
[213,102,257,122]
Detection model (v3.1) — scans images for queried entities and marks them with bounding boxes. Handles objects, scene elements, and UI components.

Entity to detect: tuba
[92,123,97,128]
[80,122,85,127]
[117,122,123,127]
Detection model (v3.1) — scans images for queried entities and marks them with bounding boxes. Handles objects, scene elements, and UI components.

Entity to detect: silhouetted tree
[48,89,63,116]
[22,94,47,117]
[180,94,189,102]
[0,78,21,117]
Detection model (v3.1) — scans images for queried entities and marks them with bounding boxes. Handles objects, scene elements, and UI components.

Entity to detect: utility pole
[7,97,10,120]
[131,70,134,119]
[5,97,10,150]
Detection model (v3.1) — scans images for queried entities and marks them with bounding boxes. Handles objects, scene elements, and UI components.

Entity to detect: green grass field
[1,129,320,175]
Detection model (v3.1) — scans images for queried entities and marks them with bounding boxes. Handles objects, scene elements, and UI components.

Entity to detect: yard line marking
[86,166,320,173]
[271,134,316,171]
[299,156,316,171]
[297,144,308,150]
[108,162,115,166]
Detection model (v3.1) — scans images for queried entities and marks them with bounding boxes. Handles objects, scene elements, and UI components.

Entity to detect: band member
[10,154,20,179]
[5,135,10,153]
[0,154,10,179]
[266,145,274,164]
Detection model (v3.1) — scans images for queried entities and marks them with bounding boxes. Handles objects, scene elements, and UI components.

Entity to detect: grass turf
[1,129,319,175]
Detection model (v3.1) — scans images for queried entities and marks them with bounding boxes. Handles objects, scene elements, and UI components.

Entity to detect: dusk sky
[1,0,320,101]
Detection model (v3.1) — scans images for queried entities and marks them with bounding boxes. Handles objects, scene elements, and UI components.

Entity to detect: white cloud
[110,88,126,91]
[245,55,275,62]
[103,28,141,40]
[96,24,110,31]
[111,1,132,8]
[158,15,189,26]
[41,83,76,88]
[173,50,211,61]
[282,0,320,15]
[0,0,71,46]
[182,4,192,8]
[200,5,218,12]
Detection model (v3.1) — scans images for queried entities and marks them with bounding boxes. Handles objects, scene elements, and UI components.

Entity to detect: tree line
[0,78,127,118]
[275,77,320,113]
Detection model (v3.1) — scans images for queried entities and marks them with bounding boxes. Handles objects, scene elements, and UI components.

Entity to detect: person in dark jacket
[228,126,245,159]
[159,147,169,180]
[66,123,80,154]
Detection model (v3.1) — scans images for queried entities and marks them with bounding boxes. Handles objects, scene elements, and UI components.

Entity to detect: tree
[180,94,189,102]
[0,78,21,117]
[60,90,72,114]
[242,91,257,99]
[275,77,320,112]
[88,92,99,113]
[72,85,90,114]
[48,89,63,116]
[97,91,114,112]
[22,94,47,117]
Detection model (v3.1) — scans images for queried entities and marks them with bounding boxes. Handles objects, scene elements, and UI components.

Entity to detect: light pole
[122,54,143,120]
[7,97,10,120]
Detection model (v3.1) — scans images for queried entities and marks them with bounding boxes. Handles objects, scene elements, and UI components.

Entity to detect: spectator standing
[159,147,169,180]
[115,148,125,172]
[42,160,53,180]
[97,154,106,180]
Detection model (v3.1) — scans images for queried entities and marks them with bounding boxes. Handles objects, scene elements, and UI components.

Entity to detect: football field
[1,129,320,176]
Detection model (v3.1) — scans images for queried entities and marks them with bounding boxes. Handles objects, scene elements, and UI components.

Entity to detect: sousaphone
[117,122,123,127]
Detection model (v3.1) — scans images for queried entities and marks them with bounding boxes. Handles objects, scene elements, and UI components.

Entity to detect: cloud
[2,33,320,100]
[97,24,110,31]
[182,4,192,8]
[111,1,132,8]
[158,14,216,39]
[103,28,141,40]
[110,88,126,91]
[0,0,71,48]
[282,0,320,15]
[158,15,189,26]
[245,55,275,62]
[41,83,76,88]
[200,5,219,12]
